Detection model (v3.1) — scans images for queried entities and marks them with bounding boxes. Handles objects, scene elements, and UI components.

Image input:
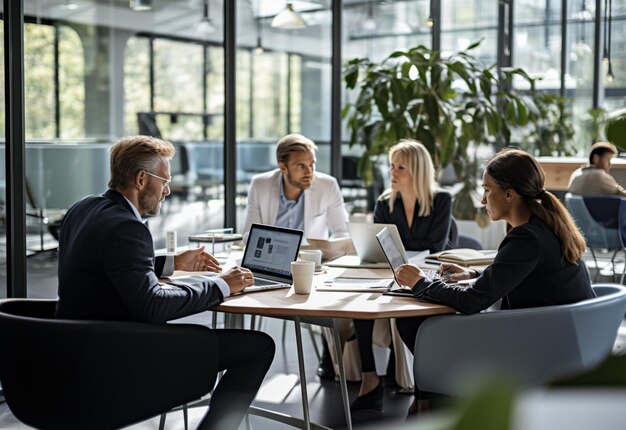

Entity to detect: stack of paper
[316,278,393,292]
[425,249,497,266]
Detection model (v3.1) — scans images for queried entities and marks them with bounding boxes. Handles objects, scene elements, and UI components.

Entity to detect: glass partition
[235,1,333,233]
[21,0,227,297]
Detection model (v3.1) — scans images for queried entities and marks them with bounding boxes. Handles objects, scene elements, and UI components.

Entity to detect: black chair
[0,299,219,430]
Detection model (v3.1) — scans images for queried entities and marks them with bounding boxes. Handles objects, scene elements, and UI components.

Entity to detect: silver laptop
[327,223,408,268]
[241,223,303,293]
[375,226,412,293]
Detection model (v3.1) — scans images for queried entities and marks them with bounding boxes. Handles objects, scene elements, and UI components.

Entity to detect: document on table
[316,277,394,292]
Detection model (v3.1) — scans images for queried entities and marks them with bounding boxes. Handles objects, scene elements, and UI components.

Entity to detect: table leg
[331,320,353,430]
[294,317,311,430]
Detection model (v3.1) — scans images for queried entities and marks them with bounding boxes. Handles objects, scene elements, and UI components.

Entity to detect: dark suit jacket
[374,191,452,253]
[412,216,595,314]
[56,189,224,323]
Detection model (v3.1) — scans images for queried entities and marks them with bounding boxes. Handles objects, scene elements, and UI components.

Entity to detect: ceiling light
[129,0,151,12]
[271,3,306,29]
[62,0,79,10]
[362,0,376,31]
[607,61,614,83]
[197,0,215,35]
[254,37,265,55]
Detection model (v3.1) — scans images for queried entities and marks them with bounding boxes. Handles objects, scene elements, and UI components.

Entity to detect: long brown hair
[485,148,586,264]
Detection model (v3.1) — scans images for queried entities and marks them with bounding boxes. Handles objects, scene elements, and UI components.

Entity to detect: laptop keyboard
[253,278,279,286]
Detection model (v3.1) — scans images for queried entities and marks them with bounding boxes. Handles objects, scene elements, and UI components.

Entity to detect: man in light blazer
[242,133,349,242]
[242,133,349,380]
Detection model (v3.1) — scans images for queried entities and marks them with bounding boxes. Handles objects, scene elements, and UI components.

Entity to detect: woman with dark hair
[394,148,594,412]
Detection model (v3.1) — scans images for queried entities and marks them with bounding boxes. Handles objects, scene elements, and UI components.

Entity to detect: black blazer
[56,189,224,323]
[374,191,452,253]
[412,216,595,314]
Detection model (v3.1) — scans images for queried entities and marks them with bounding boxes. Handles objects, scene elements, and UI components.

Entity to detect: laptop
[376,227,476,295]
[241,223,304,293]
[375,226,413,294]
[327,223,408,268]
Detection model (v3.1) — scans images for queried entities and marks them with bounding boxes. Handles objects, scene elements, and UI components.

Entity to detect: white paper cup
[299,249,323,269]
[291,260,315,294]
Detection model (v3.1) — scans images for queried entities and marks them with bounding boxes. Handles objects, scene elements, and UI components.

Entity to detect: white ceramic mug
[291,260,315,294]
[299,249,323,269]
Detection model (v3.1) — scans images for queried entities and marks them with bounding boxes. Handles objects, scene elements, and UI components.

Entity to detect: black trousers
[198,329,275,430]
[395,316,428,353]
[353,319,377,372]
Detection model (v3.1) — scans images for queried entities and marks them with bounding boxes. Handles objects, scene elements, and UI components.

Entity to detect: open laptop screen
[241,224,303,281]
[376,226,409,271]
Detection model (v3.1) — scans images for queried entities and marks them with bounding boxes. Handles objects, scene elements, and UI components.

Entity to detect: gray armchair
[413,284,626,397]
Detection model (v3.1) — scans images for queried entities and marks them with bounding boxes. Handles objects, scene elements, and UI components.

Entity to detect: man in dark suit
[57,135,275,429]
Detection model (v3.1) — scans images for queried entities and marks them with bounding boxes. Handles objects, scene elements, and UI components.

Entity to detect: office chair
[413,284,626,398]
[0,299,219,430]
[565,193,623,281]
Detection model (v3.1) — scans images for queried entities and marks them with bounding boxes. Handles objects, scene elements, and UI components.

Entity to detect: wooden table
[215,268,454,430]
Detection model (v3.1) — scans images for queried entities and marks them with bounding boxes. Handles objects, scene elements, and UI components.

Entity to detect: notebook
[327,223,408,268]
[425,248,497,266]
[240,224,303,293]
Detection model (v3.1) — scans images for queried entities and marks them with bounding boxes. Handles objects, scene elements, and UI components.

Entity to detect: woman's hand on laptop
[436,263,471,282]
[395,264,425,288]
[219,267,254,294]
[174,246,222,272]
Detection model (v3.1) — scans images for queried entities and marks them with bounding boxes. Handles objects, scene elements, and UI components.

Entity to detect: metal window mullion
[224,0,237,229]
[4,0,28,298]
[331,0,342,180]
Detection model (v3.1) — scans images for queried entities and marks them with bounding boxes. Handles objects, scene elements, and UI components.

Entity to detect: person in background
[395,148,594,414]
[351,139,452,412]
[242,133,349,380]
[57,136,275,430]
[568,141,626,196]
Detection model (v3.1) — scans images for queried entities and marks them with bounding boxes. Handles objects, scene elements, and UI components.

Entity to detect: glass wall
[604,0,626,112]
[4,0,625,296]
[441,0,498,62]
[234,1,333,233]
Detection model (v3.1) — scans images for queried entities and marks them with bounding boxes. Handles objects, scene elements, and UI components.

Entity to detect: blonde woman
[351,140,452,412]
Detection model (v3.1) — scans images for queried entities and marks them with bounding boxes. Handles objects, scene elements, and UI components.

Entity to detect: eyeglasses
[144,171,172,188]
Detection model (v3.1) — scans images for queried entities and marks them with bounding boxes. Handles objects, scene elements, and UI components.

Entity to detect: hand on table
[218,267,254,294]
[174,246,222,272]
[394,264,425,288]
[436,263,472,283]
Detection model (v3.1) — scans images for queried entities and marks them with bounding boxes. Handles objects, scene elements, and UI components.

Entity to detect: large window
[24,23,55,138]
[124,36,150,136]
[441,0,498,63]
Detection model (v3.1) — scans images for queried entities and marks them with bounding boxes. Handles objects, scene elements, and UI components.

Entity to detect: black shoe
[316,339,336,380]
[316,361,336,380]
[350,382,384,412]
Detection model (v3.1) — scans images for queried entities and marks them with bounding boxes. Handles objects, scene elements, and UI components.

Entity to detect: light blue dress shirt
[275,175,305,231]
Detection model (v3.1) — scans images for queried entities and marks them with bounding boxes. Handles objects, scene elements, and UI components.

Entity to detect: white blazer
[242,169,349,242]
